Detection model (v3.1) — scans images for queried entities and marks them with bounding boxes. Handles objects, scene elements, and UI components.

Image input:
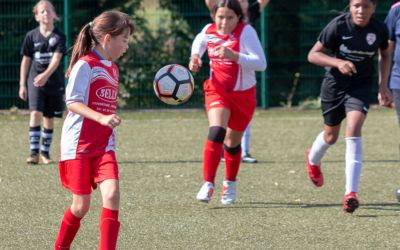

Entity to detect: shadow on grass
[118,159,398,165]
[210,202,400,213]
[119,160,203,164]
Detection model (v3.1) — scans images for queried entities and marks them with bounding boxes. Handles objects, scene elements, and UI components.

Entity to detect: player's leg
[241,123,257,163]
[393,89,400,126]
[197,107,230,202]
[224,128,243,181]
[308,124,341,165]
[99,179,120,250]
[41,94,63,164]
[221,128,243,205]
[54,194,90,250]
[221,87,256,204]
[56,158,92,249]
[41,117,54,164]
[342,108,365,213]
[27,85,43,164]
[93,151,120,250]
[306,91,344,187]
[241,123,250,155]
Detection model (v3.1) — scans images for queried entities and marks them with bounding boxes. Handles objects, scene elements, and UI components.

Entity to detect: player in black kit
[305,0,393,213]
[19,0,66,164]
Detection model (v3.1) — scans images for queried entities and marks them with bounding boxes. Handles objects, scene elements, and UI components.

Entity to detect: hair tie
[89,21,93,27]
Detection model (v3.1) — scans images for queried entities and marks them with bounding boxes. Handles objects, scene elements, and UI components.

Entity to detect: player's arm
[236,25,266,71]
[205,0,217,10]
[189,26,208,72]
[19,56,31,101]
[33,52,63,87]
[258,0,270,11]
[308,41,356,76]
[378,41,394,107]
[67,102,121,129]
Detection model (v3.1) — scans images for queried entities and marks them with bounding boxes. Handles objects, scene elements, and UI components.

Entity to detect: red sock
[54,208,82,250]
[203,139,223,183]
[99,207,120,250]
[224,149,241,181]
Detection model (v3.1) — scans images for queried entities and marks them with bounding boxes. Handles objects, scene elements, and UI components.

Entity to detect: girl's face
[215,7,240,34]
[106,29,131,61]
[35,3,56,25]
[349,0,376,27]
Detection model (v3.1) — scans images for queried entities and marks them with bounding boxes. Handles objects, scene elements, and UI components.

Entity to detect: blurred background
[0,0,396,110]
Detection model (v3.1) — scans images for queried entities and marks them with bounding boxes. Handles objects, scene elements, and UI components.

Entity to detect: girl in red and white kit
[189,0,266,205]
[54,10,133,250]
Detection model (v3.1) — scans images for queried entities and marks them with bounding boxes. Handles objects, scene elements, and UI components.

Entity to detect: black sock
[41,128,53,158]
[29,126,41,155]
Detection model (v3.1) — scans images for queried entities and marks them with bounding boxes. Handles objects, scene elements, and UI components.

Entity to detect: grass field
[0,108,399,249]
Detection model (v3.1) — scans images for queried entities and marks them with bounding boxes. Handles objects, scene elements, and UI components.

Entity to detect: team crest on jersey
[96,86,118,102]
[366,33,376,45]
[49,37,57,47]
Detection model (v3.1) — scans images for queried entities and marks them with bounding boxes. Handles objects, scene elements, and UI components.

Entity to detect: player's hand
[378,86,393,108]
[214,45,238,62]
[19,85,27,101]
[99,114,122,129]
[337,60,357,76]
[33,73,49,87]
[189,54,202,72]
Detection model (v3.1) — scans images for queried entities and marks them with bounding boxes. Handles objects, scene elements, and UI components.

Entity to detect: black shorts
[320,77,371,126]
[28,85,64,118]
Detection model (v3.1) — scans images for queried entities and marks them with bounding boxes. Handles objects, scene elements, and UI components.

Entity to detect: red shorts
[204,80,256,131]
[59,151,119,195]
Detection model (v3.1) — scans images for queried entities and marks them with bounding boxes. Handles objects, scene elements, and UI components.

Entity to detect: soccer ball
[153,64,194,105]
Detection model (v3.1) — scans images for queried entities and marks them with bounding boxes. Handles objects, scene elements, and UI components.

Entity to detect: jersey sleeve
[65,60,91,105]
[237,25,267,71]
[385,6,400,42]
[191,24,210,57]
[379,24,389,50]
[317,18,340,50]
[20,32,33,57]
[54,33,67,55]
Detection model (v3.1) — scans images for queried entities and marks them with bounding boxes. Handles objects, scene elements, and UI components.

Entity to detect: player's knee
[208,126,226,143]
[324,132,338,145]
[71,202,90,218]
[102,187,120,206]
[223,144,241,155]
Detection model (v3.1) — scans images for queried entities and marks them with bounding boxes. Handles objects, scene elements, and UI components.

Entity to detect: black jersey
[20,27,66,95]
[318,12,388,81]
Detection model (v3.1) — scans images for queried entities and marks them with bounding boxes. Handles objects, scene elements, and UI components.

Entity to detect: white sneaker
[241,153,257,163]
[221,180,236,205]
[196,182,214,203]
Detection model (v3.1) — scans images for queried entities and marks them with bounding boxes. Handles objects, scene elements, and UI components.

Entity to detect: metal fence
[0,0,395,110]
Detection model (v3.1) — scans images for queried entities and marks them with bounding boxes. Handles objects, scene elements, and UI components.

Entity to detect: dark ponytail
[66,23,92,77]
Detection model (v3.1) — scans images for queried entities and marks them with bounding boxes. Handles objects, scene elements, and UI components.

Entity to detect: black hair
[211,0,244,22]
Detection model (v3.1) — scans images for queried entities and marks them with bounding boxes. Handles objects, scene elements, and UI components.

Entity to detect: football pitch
[0,108,399,249]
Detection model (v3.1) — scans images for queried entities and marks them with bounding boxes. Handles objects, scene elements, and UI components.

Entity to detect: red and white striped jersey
[191,22,266,91]
[60,52,119,161]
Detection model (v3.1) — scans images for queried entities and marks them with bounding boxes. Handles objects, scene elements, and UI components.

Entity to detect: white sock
[309,131,331,165]
[345,137,363,194]
[241,124,251,154]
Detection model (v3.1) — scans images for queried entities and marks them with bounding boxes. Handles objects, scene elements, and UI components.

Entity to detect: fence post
[63,0,71,74]
[260,6,269,108]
